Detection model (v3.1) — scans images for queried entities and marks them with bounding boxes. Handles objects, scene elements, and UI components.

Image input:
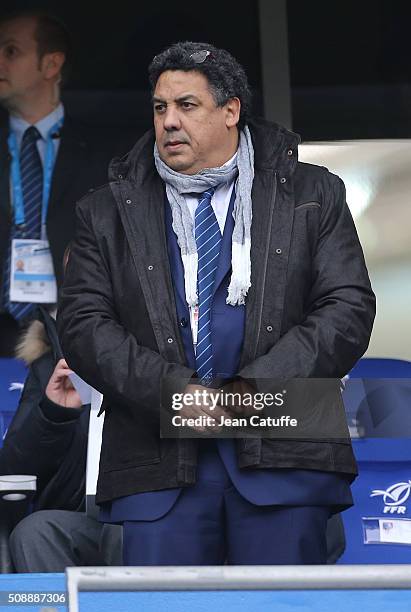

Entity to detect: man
[0,305,122,572]
[58,42,375,565]
[0,11,134,355]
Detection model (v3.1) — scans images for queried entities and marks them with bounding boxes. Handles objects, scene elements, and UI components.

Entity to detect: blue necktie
[2,126,43,320]
[194,188,222,384]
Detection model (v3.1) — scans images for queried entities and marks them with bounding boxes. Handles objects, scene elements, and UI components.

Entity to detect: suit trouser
[9,510,122,572]
[122,444,330,566]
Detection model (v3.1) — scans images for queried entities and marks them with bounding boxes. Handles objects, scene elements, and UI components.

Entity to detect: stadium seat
[0,358,27,446]
[0,359,33,572]
[339,357,411,563]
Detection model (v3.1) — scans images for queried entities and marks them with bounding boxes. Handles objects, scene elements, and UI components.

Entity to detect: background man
[58,42,375,565]
[0,11,134,355]
[0,245,123,572]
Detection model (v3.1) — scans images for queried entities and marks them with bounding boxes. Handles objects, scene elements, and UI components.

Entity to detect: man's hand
[45,359,82,409]
[218,379,258,417]
[178,383,231,433]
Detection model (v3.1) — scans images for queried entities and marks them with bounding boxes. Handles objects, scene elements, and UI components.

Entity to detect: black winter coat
[58,118,376,504]
[0,309,89,511]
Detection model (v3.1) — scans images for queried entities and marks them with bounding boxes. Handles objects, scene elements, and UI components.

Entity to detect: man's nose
[163,106,182,131]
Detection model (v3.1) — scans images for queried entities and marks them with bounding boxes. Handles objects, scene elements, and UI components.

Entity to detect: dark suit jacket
[0,113,136,293]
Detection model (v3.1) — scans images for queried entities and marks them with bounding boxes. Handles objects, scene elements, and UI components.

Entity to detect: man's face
[153,70,239,175]
[0,17,45,109]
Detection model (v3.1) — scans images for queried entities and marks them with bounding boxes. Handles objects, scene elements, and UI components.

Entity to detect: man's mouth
[165,141,186,150]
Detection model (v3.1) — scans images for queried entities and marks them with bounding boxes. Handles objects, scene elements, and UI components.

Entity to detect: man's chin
[160,153,195,174]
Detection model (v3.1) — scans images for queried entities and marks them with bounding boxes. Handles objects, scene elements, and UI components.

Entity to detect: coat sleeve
[0,358,85,489]
[238,173,376,381]
[57,198,194,410]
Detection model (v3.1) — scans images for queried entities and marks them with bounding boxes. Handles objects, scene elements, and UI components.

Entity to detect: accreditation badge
[10,239,57,303]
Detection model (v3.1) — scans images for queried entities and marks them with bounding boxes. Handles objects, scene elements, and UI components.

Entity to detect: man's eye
[4,45,18,58]
[181,102,195,109]
[154,104,166,113]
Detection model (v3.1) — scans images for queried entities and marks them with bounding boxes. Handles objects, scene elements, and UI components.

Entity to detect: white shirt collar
[221,150,238,168]
[9,103,65,143]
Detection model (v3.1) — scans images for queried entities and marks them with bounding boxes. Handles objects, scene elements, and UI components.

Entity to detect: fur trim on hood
[15,320,51,365]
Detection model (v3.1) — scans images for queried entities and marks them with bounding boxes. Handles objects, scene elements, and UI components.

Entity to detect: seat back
[339,357,411,563]
[0,358,27,447]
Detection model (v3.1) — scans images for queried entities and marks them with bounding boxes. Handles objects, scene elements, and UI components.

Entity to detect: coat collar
[248,117,300,176]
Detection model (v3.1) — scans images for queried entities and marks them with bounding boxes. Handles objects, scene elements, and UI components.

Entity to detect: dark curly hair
[148,42,252,130]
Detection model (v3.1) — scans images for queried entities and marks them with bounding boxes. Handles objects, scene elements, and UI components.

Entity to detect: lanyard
[7,117,64,240]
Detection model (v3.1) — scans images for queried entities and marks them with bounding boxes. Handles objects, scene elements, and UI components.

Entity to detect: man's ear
[41,52,65,81]
[225,97,241,128]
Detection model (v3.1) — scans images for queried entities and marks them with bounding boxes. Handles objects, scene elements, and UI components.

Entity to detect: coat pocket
[294,201,321,210]
[99,402,161,471]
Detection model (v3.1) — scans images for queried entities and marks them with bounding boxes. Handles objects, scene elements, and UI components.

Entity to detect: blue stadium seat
[0,358,28,446]
[339,357,411,563]
[349,358,411,378]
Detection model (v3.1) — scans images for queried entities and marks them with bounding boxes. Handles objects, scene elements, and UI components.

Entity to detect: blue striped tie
[2,126,43,320]
[194,188,222,384]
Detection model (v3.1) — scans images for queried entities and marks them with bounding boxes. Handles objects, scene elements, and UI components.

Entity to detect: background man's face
[153,69,238,174]
[0,17,44,108]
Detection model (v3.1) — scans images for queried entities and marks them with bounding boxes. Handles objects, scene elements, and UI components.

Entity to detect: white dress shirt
[9,102,64,164]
